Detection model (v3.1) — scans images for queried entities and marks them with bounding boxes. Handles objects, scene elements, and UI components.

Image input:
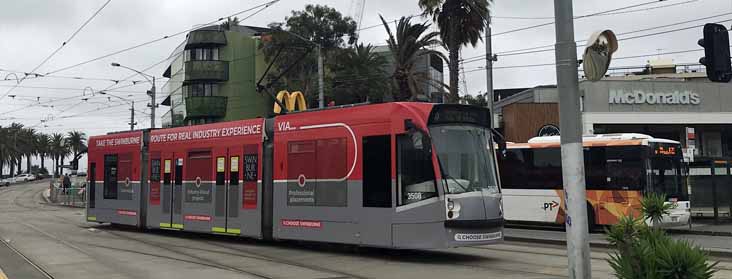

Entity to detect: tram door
[212,146,243,235]
[161,153,184,229]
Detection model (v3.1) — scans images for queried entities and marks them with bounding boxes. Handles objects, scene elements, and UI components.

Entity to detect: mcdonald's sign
[274,90,307,114]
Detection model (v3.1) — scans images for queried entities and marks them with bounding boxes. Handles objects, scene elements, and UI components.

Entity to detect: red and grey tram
[86,102,504,249]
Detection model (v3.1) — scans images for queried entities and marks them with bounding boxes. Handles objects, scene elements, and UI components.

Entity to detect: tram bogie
[86,102,504,249]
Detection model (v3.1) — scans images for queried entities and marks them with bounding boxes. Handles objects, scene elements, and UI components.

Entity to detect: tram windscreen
[649,143,685,199]
[430,125,498,194]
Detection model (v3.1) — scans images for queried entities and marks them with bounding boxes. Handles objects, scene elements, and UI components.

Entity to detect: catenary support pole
[317,45,324,108]
[554,0,591,278]
[150,76,156,129]
[485,13,495,125]
[130,101,135,131]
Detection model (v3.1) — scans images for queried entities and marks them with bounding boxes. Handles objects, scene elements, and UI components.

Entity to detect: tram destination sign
[428,104,491,128]
[609,89,701,105]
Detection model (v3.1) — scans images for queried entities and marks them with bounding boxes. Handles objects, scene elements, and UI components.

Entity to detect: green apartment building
[160,25,274,127]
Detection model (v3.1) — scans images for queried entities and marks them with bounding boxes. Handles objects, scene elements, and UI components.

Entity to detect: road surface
[1,181,731,279]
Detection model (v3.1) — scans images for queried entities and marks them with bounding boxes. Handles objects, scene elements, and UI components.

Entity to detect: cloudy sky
[0,0,726,161]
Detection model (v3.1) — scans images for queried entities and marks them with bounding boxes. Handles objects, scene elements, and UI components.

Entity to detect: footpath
[505,223,732,257]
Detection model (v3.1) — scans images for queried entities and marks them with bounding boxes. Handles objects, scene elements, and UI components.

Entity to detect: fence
[49,183,86,208]
[688,159,732,223]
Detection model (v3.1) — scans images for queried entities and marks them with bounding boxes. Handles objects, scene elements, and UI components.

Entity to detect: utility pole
[484,13,496,126]
[129,100,136,131]
[148,76,157,129]
[317,45,324,108]
[554,1,591,278]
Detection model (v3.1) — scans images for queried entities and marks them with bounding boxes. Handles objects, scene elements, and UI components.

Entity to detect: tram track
[0,237,55,279]
[98,228,364,279]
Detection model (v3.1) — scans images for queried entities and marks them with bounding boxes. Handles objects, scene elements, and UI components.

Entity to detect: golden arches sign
[274,90,307,114]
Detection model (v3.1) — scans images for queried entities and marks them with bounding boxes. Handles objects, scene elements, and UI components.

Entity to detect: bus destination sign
[655,145,677,156]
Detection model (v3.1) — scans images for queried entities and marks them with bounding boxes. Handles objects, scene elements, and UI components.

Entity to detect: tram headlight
[447,200,455,211]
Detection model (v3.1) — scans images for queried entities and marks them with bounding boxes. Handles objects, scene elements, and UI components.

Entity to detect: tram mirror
[582,29,618,82]
[490,128,507,157]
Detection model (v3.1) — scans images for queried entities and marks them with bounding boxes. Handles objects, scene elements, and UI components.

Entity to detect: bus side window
[103,154,118,199]
[397,133,436,205]
[363,135,392,208]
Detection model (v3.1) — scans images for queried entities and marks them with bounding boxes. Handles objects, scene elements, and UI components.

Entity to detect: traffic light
[698,23,732,82]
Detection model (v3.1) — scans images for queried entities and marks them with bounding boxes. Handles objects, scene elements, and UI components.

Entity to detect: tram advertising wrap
[86,102,505,249]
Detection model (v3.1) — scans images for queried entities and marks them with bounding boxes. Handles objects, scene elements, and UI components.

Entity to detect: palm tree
[0,126,9,177]
[20,128,37,174]
[419,0,490,103]
[220,16,240,31]
[50,133,66,176]
[36,133,51,173]
[66,131,87,171]
[380,15,445,101]
[332,43,389,104]
[8,123,24,175]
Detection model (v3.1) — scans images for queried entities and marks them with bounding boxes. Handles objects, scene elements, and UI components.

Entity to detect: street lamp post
[111,63,157,128]
[274,31,325,108]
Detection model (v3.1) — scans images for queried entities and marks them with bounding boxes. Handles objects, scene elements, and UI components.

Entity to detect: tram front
[428,104,504,247]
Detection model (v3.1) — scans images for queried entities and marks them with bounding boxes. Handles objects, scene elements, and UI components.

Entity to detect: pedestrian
[62,173,71,194]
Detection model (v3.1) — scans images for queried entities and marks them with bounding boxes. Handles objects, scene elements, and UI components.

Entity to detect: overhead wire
[43,0,280,76]
[0,0,113,101]
[460,13,732,64]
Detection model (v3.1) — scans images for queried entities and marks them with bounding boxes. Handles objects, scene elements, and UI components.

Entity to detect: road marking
[0,267,7,279]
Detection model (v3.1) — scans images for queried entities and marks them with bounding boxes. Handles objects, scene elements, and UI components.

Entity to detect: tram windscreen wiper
[443,172,470,193]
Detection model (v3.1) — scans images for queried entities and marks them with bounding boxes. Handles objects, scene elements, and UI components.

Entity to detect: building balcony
[184,60,229,82]
[186,29,227,49]
[185,96,228,118]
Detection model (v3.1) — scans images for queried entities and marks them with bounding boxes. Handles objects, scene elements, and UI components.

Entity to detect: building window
[185,48,219,61]
[183,83,219,97]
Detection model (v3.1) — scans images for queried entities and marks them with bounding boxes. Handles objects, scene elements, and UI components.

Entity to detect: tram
[86,102,504,249]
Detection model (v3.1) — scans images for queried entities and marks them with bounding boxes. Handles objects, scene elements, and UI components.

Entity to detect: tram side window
[397,133,437,205]
[363,135,392,208]
[103,154,118,199]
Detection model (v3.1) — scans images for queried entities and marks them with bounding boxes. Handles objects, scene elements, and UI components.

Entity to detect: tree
[66,131,87,171]
[20,128,37,174]
[0,126,9,177]
[220,16,240,31]
[461,92,488,106]
[262,5,358,107]
[419,0,490,103]
[381,15,445,101]
[332,44,389,104]
[36,133,51,172]
[50,133,67,176]
[7,123,24,175]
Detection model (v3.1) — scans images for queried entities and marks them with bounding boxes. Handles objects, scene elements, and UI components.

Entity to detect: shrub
[607,194,716,279]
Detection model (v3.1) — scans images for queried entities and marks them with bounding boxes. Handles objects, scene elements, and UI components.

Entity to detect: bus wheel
[586,203,596,233]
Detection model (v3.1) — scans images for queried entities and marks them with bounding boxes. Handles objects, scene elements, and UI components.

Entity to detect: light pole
[98,91,137,130]
[554,0,591,278]
[111,63,157,128]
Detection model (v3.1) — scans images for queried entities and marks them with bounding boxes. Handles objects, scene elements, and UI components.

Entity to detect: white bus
[498,134,691,228]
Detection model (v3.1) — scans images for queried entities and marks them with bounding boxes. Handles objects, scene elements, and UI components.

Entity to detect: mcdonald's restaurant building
[494,68,732,217]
